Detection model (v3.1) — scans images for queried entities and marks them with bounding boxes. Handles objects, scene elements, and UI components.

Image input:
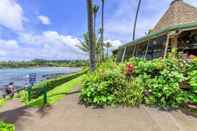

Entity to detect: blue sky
[0,0,197,61]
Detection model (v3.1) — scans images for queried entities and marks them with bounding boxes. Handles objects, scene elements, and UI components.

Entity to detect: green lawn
[0,98,6,107]
[27,75,84,107]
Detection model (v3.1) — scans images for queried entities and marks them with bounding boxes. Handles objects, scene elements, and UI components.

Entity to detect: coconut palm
[87,0,96,71]
[76,33,89,52]
[133,0,142,40]
[93,5,100,34]
[132,0,142,56]
[100,0,105,60]
[104,42,112,57]
[76,32,101,58]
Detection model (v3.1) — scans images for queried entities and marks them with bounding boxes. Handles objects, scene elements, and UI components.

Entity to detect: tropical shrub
[186,58,197,104]
[0,121,15,131]
[80,60,144,107]
[80,54,196,109]
[114,78,144,106]
[80,60,124,106]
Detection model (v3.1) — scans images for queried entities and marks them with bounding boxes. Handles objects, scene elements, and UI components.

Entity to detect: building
[114,0,197,62]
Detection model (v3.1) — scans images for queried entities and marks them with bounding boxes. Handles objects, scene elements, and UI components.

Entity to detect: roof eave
[114,22,197,51]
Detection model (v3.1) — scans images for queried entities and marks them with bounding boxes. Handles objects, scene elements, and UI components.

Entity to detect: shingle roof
[153,0,197,32]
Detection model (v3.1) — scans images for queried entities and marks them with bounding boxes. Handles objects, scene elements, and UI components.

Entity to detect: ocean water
[0,67,81,89]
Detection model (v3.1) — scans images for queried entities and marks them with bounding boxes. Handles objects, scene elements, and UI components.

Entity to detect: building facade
[114,0,197,62]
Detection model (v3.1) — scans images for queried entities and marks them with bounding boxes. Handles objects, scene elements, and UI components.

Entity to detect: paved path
[0,87,197,131]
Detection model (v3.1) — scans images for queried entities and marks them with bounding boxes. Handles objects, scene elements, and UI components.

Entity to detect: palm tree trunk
[94,13,96,35]
[107,47,109,57]
[87,0,96,71]
[132,0,142,57]
[101,0,105,60]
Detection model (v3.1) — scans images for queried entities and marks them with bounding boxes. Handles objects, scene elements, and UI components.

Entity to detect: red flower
[124,64,134,77]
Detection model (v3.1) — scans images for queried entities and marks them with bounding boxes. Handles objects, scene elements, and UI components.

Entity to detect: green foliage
[80,60,144,107]
[0,121,15,131]
[128,57,190,109]
[32,70,87,98]
[80,54,197,110]
[14,90,29,104]
[186,58,197,104]
[80,61,122,106]
[0,98,6,107]
[188,70,197,94]
[114,78,144,106]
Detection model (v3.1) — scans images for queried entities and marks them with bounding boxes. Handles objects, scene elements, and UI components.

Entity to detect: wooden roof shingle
[153,0,197,32]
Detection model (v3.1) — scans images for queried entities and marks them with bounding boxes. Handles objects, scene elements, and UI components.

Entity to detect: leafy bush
[0,121,15,131]
[186,58,197,104]
[32,70,87,98]
[80,60,144,107]
[80,55,196,109]
[80,61,123,106]
[129,57,189,109]
[114,78,144,106]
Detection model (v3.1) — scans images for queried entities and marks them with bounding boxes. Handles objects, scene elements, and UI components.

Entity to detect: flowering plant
[124,64,134,77]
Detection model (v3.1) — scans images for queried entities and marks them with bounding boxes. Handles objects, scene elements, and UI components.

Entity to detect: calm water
[0,67,81,89]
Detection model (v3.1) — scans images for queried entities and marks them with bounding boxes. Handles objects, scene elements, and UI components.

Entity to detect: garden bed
[80,53,197,113]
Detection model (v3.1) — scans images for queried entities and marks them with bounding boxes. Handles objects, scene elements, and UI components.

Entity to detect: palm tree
[76,32,101,59]
[87,0,96,71]
[76,33,89,52]
[104,42,112,57]
[93,5,99,34]
[100,0,105,60]
[132,0,142,56]
[93,5,100,61]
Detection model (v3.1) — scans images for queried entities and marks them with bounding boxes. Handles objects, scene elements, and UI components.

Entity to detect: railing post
[27,86,32,102]
[43,87,48,105]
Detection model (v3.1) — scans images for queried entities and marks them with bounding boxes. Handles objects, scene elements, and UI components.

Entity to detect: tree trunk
[132,0,142,57]
[133,0,141,41]
[101,0,105,60]
[94,13,96,35]
[87,0,96,71]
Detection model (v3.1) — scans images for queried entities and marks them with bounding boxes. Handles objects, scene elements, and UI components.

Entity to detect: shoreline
[0,66,83,70]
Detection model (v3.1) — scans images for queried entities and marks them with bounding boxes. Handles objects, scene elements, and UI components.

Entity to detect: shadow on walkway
[36,105,53,118]
[0,106,31,124]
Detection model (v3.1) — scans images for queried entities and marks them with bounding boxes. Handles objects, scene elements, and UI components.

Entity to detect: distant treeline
[0,59,88,68]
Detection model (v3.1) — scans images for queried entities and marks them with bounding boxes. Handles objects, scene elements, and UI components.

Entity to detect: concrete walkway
[0,88,197,131]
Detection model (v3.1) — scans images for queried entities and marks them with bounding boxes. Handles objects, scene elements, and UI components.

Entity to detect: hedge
[32,70,87,98]
[0,121,15,131]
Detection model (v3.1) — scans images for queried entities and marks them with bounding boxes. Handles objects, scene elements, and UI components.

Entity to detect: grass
[26,75,84,107]
[0,98,6,107]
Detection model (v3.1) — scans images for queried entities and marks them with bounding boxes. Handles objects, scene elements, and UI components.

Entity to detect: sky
[0,0,197,61]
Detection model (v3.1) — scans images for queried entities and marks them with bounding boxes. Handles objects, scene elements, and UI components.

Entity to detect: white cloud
[0,30,123,61]
[1,31,87,60]
[104,40,123,50]
[38,15,51,25]
[0,0,25,31]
